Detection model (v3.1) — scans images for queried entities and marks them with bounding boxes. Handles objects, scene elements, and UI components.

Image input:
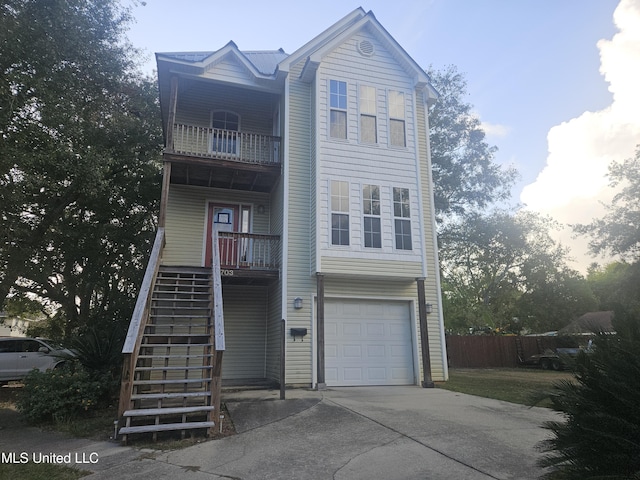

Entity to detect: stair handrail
[123,227,166,354]
[211,225,225,351]
[118,227,165,421]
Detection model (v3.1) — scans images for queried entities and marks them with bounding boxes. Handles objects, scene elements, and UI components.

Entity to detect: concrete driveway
[83,386,561,480]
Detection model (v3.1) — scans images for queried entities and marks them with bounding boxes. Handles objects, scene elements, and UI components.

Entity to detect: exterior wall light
[425,303,433,315]
[293,297,303,309]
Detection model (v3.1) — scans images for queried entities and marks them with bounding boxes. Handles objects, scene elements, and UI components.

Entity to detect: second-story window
[393,187,412,250]
[330,80,347,140]
[331,180,349,245]
[359,85,377,144]
[363,184,381,248]
[211,110,240,154]
[389,91,406,147]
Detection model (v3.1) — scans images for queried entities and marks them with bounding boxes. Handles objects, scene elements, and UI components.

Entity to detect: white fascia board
[279,7,366,73]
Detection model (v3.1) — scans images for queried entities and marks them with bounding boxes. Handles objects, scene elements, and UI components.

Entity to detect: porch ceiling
[169,158,280,193]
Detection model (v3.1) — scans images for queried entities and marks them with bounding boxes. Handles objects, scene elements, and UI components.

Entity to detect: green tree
[574,146,640,261]
[440,210,592,334]
[0,0,162,336]
[427,65,518,223]
[586,261,640,313]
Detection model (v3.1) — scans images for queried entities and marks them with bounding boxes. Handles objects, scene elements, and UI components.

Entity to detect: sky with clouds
[520,0,640,270]
[126,0,638,272]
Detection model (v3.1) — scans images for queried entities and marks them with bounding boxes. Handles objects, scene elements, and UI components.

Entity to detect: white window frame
[329,80,348,140]
[210,110,241,155]
[393,187,412,250]
[388,90,406,148]
[362,184,381,248]
[330,180,350,246]
[359,84,377,144]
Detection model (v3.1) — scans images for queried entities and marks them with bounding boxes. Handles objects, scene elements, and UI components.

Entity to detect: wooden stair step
[123,406,215,417]
[134,365,213,372]
[133,378,211,386]
[130,391,211,400]
[143,333,211,338]
[140,342,212,347]
[137,353,212,360]
[119,421,216,435]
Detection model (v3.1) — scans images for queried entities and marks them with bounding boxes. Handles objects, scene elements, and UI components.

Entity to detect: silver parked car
[0,337,75,385]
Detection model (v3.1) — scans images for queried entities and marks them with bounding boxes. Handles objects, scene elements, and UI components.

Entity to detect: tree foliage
[0,0,162,336]
[440,210,595,334]
[538,318,640,479]
[427,65,518,223]
[575,146,640,261]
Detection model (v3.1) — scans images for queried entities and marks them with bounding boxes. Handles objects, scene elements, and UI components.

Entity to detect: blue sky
[126,0,640,269]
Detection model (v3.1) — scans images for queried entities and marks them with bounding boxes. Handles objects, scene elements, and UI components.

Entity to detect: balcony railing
[172,124,281,165]
[218,232,280,270]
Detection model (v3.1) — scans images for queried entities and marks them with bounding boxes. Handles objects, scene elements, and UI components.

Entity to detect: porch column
[417,277,435,388]
[166,75,179,153]
[316,273,326,390]
[158,161,171,228]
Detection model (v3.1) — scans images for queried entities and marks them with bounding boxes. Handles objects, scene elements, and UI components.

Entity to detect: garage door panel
[368,367,386,380]
[343,368,363,381]
[367,323,385,336]
[367,345,385,357]
[325,299,414,386]
[343,345,362,358]
[343,323,362,335]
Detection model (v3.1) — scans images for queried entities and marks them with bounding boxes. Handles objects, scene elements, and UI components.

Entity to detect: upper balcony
[160,77,283,193]
[165,124,281,192]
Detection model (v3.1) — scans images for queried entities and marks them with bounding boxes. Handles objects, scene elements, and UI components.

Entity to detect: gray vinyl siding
[265,172,285,382]
[221,285,268,380]
[163,184,272,266]
[316,30,424,276]
[175,80,278,135]
[284,60,315,386]
[416,90,446,382]
[320,257,422,278]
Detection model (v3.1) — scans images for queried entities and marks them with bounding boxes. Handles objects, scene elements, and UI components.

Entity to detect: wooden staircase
[119,266,220,442]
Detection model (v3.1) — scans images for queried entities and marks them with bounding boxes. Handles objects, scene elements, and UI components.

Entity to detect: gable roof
[156,42,289,80]
[280,8,438,102]
[558,311,616,335]
[155,8,438,101]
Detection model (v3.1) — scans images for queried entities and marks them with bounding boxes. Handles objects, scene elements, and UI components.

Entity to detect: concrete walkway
[1,386,561,479]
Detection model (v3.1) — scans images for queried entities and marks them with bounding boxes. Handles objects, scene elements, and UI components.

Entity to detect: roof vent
[357,40,375,57]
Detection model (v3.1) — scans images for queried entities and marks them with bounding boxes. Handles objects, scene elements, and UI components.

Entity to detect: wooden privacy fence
[446,335,550,368]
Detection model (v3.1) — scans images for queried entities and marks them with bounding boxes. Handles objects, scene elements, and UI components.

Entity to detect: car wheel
[540,358,550,370]
[551,359,562,371]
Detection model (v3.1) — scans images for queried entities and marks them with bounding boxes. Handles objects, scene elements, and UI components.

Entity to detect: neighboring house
[558,311,616,336]
[118,8,447,440]
[0,312,31,337]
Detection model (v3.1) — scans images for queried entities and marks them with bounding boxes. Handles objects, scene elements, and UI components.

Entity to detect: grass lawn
[435,368,574,407]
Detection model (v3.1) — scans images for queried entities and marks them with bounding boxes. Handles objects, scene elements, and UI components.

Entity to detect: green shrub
[537,311,640,479]
[17,361,112,423]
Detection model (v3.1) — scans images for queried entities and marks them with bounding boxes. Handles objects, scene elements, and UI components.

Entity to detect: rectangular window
[359,85,377,143]
[389,90,406,147]
[393,187,412,250]
[330,80,347,139]
[331,180,349,245]
[363,184,381,248]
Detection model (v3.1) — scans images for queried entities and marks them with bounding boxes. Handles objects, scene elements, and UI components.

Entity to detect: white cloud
[481,121,510,138]
[520,0,640,270]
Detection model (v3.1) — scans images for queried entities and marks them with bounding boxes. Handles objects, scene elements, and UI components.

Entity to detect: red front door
[205,204,239,267]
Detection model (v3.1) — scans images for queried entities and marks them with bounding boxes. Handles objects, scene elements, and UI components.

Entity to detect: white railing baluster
[172,123,280,165]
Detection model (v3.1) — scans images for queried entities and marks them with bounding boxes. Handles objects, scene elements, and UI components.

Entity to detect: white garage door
[325,299,415,386]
